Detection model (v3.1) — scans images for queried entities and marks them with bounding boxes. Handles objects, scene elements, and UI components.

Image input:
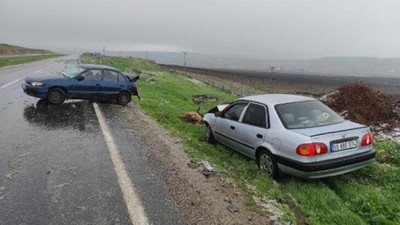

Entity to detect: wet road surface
[0,56,184,224]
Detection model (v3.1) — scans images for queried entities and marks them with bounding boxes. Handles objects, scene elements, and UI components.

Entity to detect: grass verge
[0,54,61,68]
[81,55,400,225]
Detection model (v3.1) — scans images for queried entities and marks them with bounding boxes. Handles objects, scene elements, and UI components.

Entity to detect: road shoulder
[120,104,270,225]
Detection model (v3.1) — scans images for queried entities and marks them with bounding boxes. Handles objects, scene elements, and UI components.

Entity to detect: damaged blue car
[22,64,140,105]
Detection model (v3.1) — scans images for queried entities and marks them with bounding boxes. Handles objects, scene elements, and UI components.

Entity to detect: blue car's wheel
[117,92,131,106]
[47,88,66,105]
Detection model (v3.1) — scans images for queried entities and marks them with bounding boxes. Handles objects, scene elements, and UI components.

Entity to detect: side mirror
[76,74,84,81]
[215,111,223,117]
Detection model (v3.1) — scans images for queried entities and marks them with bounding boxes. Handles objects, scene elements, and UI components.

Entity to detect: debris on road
[187,162,199,169]
[201,157,215,172]
[180,110,203,124]
[227,204,239,213]
[5,172,13,180]
[224,197,232,204]
[202,170,217,176]
[201,157,217,177]
[193,95,220,105]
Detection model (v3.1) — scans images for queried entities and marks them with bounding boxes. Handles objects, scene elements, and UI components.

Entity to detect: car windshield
[275,100,344,129]
[60,66,85,78]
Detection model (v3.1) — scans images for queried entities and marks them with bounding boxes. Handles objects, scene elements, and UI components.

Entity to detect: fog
[1,0,400,59]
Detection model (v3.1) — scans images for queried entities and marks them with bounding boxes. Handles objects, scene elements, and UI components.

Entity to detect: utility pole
[146,51,149,60]
[102,47,106,56]
[183,51,187,74]
[119,50,121,57]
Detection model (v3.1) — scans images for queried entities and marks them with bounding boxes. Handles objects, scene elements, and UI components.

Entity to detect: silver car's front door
[213,102,247,149]
[234,103,268,158]
[213,117,238,148]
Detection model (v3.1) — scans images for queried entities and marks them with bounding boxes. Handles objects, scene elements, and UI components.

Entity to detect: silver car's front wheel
[205,124,215,143]
[258,150,279,179]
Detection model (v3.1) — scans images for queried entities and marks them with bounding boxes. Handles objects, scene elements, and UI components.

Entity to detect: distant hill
[0,43,53,56]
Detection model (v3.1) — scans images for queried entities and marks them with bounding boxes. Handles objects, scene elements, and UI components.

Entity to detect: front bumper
[22,83,48,99]
[276,149,375,179]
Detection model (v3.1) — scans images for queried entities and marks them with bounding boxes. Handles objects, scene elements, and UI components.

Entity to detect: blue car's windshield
[275,100,344,129]
[60,66,85,78]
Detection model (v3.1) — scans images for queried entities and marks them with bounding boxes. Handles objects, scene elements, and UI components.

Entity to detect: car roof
[80,64,118,70]
[238,94,315,106]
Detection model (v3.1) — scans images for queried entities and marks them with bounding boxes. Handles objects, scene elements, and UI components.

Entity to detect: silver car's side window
[242,103,267,128]
[223,103,247,121]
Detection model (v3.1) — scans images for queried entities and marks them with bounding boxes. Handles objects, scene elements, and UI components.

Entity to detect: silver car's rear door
[234,103,268,158]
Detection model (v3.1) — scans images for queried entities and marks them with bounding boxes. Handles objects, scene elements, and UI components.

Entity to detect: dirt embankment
[321,82,400,142]
[121,105,275,225]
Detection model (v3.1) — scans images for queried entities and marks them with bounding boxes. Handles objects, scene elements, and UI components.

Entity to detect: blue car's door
[101,69,125,99]
[72,69,102,99]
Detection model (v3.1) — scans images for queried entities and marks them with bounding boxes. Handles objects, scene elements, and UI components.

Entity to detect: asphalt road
[0,56,184,224]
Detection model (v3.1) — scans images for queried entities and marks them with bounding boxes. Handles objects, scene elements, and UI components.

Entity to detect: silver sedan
[203,94,375,179]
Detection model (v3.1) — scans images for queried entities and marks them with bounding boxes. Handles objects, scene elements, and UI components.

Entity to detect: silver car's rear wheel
[258,150,280,179]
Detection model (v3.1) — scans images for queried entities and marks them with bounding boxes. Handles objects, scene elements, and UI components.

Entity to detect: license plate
[331,140,357,152]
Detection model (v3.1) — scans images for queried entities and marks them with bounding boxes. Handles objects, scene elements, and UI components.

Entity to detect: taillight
[296,143,327,156]
[361,133,374,146]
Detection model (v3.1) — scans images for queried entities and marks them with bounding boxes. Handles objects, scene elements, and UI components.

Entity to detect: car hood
[291,120,367,137]
[25,74,67,82]
[123,73,139,82]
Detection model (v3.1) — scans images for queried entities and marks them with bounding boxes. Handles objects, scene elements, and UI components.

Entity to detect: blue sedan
[22,64,140,105]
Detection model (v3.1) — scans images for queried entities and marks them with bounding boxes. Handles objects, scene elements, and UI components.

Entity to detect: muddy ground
[121,105,274,225]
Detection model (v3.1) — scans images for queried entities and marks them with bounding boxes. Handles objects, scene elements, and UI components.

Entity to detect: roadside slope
[82,55,400,225]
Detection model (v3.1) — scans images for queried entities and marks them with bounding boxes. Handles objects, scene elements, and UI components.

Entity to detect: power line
[183,51,187,74]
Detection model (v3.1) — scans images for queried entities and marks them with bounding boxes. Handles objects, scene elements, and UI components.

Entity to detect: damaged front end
[207,104,229,114]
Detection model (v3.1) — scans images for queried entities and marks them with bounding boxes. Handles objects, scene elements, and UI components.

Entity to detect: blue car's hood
[26,74,68,82]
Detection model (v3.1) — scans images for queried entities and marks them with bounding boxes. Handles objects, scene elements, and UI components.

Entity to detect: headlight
[31,82,44,86]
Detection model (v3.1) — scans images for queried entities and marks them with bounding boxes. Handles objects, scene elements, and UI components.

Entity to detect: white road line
[33,69,42,74]
[0,78,23,89]
[93,103,149,225]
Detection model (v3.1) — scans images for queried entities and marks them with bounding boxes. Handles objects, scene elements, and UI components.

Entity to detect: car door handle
[96,84,100,86]
[230,126,235,130]
[256,134,263,139]
[120,85,124,87]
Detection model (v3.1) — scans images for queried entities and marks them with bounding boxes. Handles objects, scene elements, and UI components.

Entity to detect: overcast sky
[1,0,400,59]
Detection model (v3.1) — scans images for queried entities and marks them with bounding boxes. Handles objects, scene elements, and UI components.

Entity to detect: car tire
[257,149,280,179]
[117,92,131,106]
[47,88,66,105]
[205,124,216,143]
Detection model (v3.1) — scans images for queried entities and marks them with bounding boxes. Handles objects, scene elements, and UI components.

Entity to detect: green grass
[0,54,61,68]
[81,55,400,225]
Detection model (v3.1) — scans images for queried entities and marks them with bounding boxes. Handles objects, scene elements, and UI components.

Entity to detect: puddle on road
[23,100,98,132]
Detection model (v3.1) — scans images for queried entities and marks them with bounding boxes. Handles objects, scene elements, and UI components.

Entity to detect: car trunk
[292,121,372,162]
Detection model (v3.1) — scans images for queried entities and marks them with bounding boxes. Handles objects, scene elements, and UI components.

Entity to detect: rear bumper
[22,83,48,99]
[276,149,375,179]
